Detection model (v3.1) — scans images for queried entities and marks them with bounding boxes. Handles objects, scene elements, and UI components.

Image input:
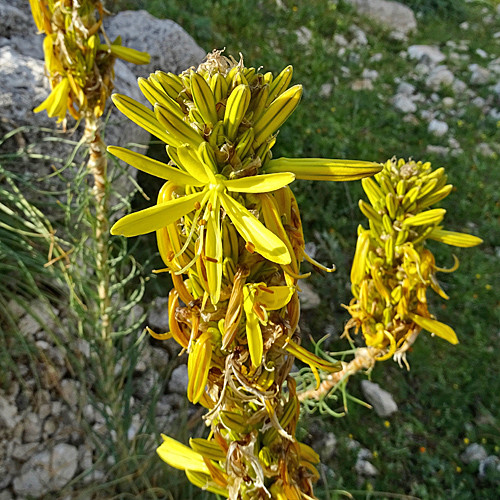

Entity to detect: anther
[245,241,255,253]
[198,219,207,226]
[203,256,218,263]
[194,201,201,210]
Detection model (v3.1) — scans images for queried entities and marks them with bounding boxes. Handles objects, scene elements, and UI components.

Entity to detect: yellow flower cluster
[29,0,149,122]
[110,50,381,498]
[345,158,482,367]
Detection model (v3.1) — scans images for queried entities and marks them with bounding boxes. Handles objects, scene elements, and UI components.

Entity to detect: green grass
[109,0,500,498]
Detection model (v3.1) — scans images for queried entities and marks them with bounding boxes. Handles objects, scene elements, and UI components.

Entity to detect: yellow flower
[34,77,71,122]
[242,283,295,367]
[109,144,294,304]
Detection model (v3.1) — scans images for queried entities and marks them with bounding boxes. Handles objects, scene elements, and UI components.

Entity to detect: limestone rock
[408,45,446,65]
[461,443,488,464]
[296,26,313,46]
[148,297,170,331]
[298,282,321,310]
[392,94,417,113]
[428,119,449,137]
[13,443,78,497]
[0,395,18,429]
[469,64,491,85]
[360,380,398,417]
[168,365,189,395]
[345,0,417,38]
[426,65,454,90]
[104,10,206,79]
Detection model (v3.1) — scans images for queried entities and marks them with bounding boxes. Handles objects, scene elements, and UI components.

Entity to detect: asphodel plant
[299,157,482,403]
[109,50,381,499]
[29,0,149,342]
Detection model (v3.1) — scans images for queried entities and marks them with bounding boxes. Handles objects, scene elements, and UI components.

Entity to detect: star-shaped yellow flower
[109,143,294,304]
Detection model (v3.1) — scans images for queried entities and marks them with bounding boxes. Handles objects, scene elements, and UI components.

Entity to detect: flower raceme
[109,51,381,499]
[346,158,482,366]
[29,0,150,122]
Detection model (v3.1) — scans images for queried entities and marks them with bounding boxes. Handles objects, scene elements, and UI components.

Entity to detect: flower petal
[264,158,382,181]
[108,146,204,186]
[408,313,459,345]
[219,192,291,265]
[205,191,223,304]
[428,229,483,247]
[177,145,211,183]
[111,94,180,146]
[258,285,295,311]
[225,173,295,193]
[157,434,209,473]
[243,286,263,368]
[111,190,206,237]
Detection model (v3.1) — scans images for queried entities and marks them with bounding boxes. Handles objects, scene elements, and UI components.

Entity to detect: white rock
[494,31,500,39]
[478,455,500,479]
[370,53,383,62]
[472,96,486,109]
[397,82,415,96]
[6,298,25,320]
[476,48,488,59]
[492,82,500,96]
[442,97,455,108]
[426,65,454,90]
[355,458,378,476]
[0,394,18,429]
[298,282,321,310]
[148,297,169,330]
[360,380,398,417]
[345,0,417,37]
[408,45,446,65]
[319,83,333,98]
[452,79,468,93]
[13,444,78,498]
[23,412,42,443]
[392,94,417,113]
[351,79,374,91]
[461,443,488,464]
[459,22,470,30]
[469,64,491,85]
[12,442,39,462]
[362,69,379,81]
[168,365,189,395]
[426,145,449,156]
[428,119,449,137]
[104,10,206,79]
[296,26,313,46]
[133,370,160,400]
[349,26,368,46]
[490,108,500,120]
[334,34,348,46]
[321,433,337,461]
[60,379,79,409]
[476,143,495,157]
[0,491,13,500]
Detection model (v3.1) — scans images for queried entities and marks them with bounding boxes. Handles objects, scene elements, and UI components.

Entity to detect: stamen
[204,256,219,263]
[246,241,255,253]
[253,302,266,322]
[207,202,213,211]
[258,285,274,294]
[167,250,175,261]
[198,219,207,226]
[175,226,206,275]
[194,201,201,210]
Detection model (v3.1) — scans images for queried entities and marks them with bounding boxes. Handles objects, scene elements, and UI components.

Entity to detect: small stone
[469,64,491,85]
[12,442,39,462]
[442,97,455,108]
[298,282,321,310]
[51,401,63,418]
[60,379,79,409]
[494,31,500,39]
[295,26,312,46]
[479,455,500,480]
[133,369,160,400]
[490,108,500,120]
[428,119,449,137]
[349,26,367,46]
[360,380,398,417]
[6,298,25,320]
[38,403,51,420]
[13,444,78,497]
[408,45,446,65]
[0,491,13,500]
[351,79,374,91]
[426,65,454,90]
[23,412,42,443]
[319,83,333,98]
[168,365,189,395]
[147,297,169,330]
[370,53,383,62]
[334,34,348,46]
[472,96,486,109]
[452,79,468,93]
[0,394,18,429]
[426,145,450,156]
[392,94,417,113]
[459,22,470,30]
[461,443,488,464]
[362,68,379,81]
[355,458,378,477]
[476,48,488,59]
[151,347,170,372]
[134,346,152,375]
[476,143,495,157]
[397,82,415,96]
[321,433,337,461]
